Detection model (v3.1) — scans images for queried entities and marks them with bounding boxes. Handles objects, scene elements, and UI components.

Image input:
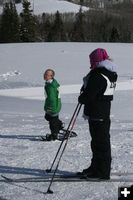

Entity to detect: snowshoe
[59,129,77,138]
[40,129,77,142]
[40,134,57,141]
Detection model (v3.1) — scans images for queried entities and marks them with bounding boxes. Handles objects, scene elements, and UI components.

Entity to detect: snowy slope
[0,42,133,87]
[0,43,133,200]
[0,0,89,14]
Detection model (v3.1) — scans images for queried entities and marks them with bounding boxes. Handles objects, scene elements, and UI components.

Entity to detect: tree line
[0,0,132,43]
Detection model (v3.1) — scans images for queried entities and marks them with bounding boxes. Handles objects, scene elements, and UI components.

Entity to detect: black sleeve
[78,73,107,104]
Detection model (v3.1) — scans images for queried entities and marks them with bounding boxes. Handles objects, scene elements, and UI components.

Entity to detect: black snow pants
[88,118,111,178]
[45,113,63,137]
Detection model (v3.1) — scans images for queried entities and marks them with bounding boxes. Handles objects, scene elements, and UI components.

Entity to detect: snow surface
[0,42,133,200]
[0,0,89,15]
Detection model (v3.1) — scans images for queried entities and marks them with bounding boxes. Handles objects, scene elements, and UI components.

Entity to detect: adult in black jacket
[78,48,118,180]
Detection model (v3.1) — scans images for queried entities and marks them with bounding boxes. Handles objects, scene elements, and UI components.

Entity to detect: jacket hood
[93,67,118,82]
[97,59,117,72]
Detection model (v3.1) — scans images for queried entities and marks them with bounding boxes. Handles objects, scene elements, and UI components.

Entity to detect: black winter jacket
[78,67,118,120]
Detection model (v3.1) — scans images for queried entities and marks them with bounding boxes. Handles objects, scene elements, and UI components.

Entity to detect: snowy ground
[0,43,133,200]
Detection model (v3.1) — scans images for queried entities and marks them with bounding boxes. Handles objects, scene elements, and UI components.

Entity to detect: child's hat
[89,48,109,69]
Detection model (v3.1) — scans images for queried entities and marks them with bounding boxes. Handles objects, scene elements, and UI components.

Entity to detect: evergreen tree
[0,2,20,43]
[69,7,85,42]
[109,26,120,42]
[20,0,36,42]
[47,11,66,42]
[40,13,52,41]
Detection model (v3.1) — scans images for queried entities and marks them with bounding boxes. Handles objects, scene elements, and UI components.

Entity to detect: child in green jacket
[43,69,64,140]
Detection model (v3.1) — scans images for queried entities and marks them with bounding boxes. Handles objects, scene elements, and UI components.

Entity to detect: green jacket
[44,79,61,115]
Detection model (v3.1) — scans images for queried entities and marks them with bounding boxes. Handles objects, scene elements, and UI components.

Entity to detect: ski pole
[46,103,81,173]
[46,104,82,194]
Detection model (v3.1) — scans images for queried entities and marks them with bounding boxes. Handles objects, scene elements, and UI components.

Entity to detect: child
[77,48,118,180]
[43,69,64,141]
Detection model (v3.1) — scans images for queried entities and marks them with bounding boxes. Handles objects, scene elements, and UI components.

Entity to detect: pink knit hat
[89,48,109,69]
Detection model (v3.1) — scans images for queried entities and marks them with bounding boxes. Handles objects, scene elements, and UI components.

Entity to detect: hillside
[0,0,89,14]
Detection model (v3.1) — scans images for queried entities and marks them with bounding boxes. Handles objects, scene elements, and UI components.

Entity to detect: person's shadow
[0,165,45,176]
[0,134,42,141]
[0,165,76,178]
